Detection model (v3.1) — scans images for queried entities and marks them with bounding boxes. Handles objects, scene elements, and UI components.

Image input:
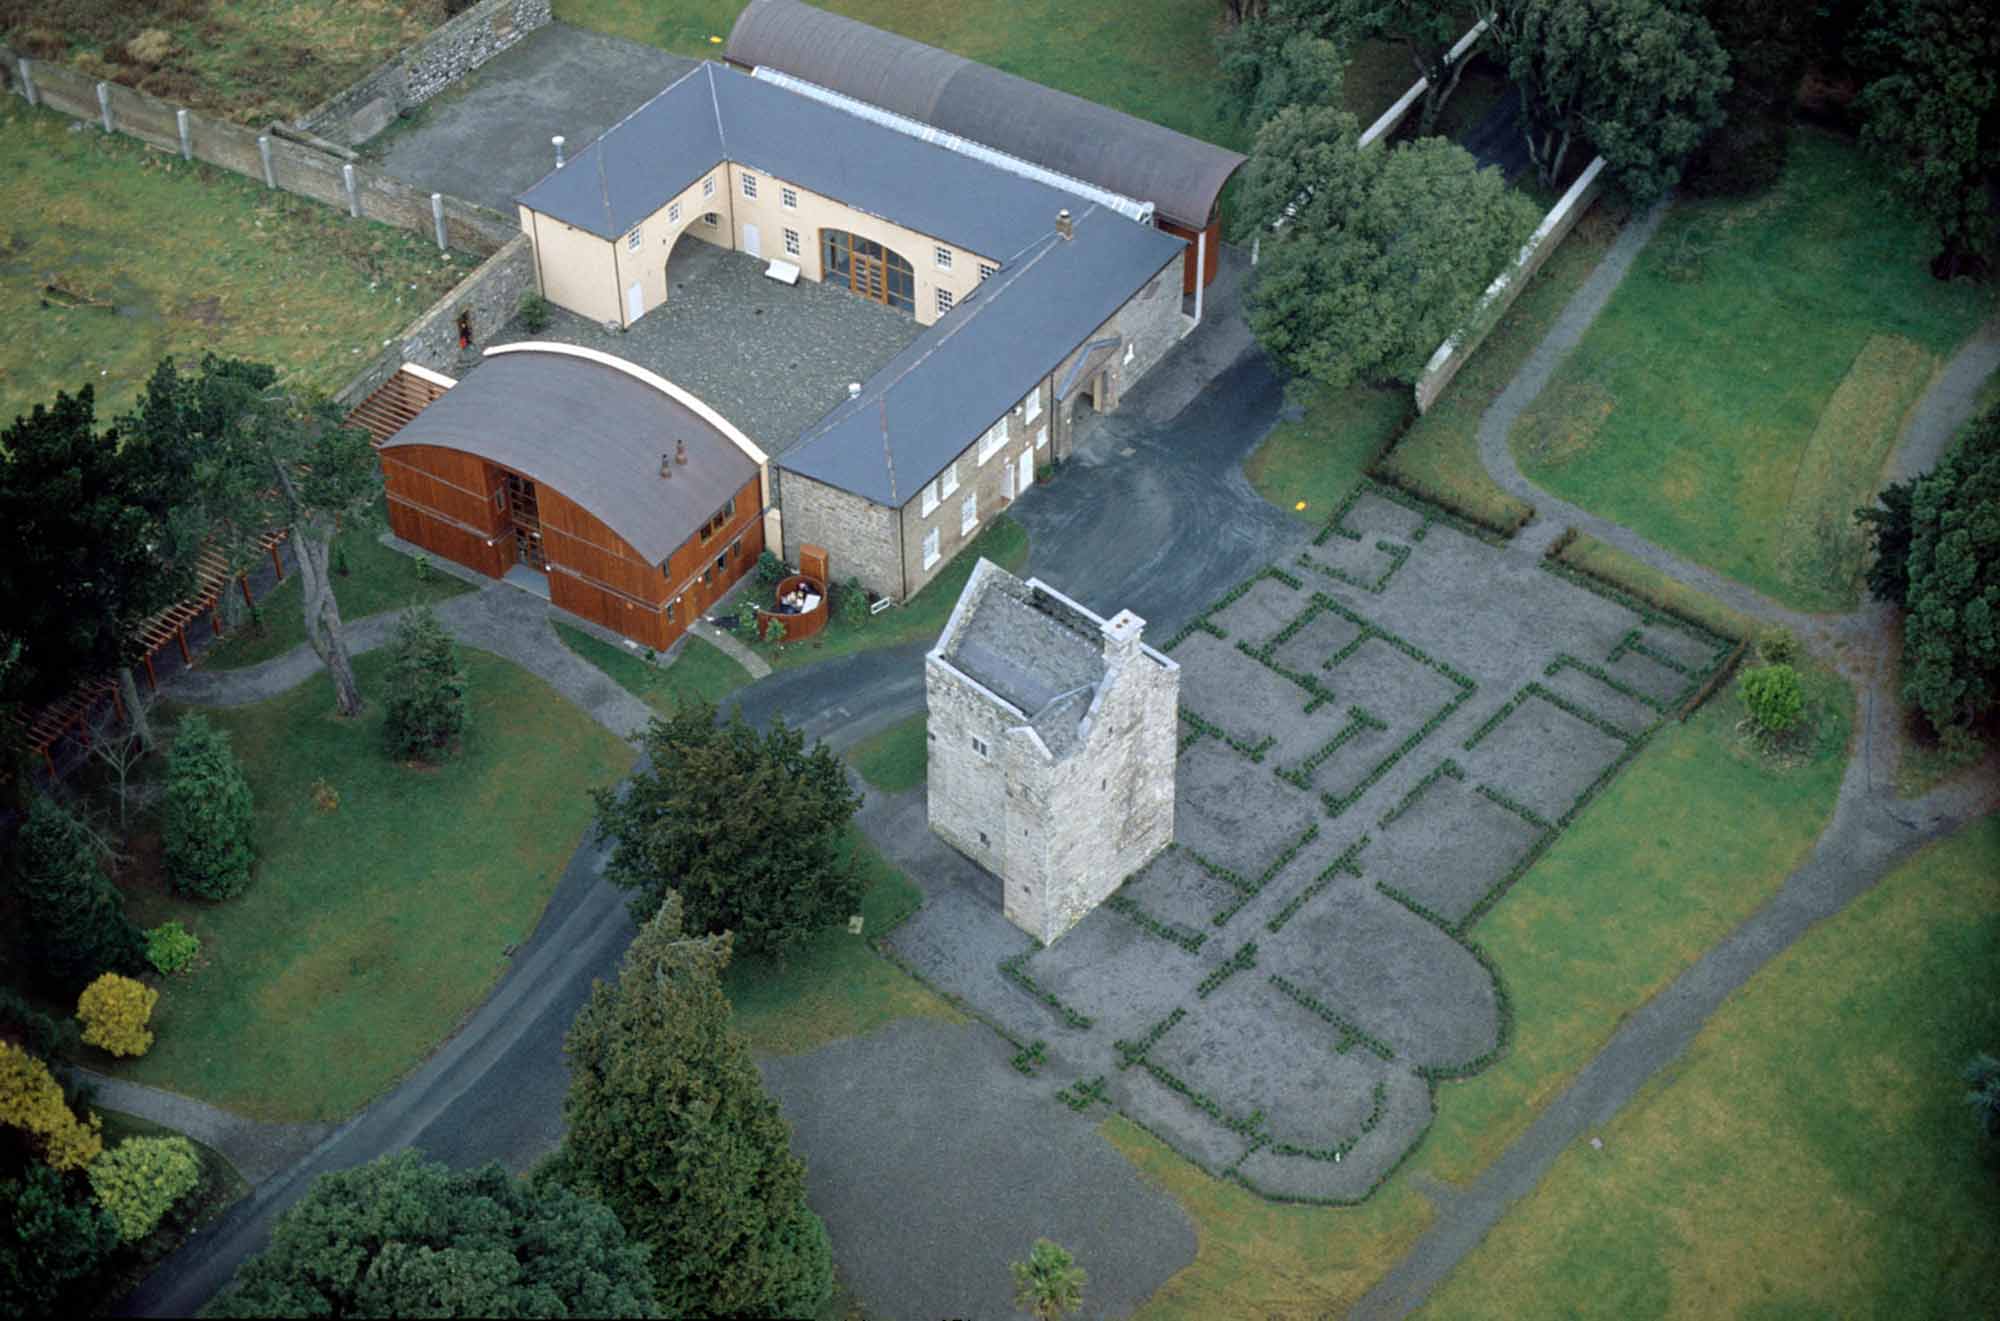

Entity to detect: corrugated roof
[776,205,1181,505]
[380,350,756,565]
[725,0,1246,230]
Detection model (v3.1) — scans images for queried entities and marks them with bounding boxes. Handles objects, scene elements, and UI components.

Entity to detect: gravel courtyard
[888,483,1735,1201]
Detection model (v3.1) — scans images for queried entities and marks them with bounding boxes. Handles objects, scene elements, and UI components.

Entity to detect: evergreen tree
[0,1161,121,1315]
[382,604,469,762]
[9,795,143,988]
[162,713,256,900]
[210,1152,657,1318]
[560,896,833,1319]
[1900,404,2000,743]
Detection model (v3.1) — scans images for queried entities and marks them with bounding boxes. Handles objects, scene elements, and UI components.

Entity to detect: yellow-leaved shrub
[89,1135,203,1242]
[0,1040,103,1170]
[78,973,158,1058]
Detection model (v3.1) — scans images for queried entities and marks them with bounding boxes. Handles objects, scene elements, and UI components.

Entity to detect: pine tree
[162,712,256,900]
[560,895,833,1319]
[383,604,469,762]
[10,795,143,987]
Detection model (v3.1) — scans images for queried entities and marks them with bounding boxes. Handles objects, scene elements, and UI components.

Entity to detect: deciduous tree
[0,1041,103,1172]
[1899,404,2000,743]
[1326,0,1484,134]
[1487,0,1729,200]
[210,1151,658,1319]
[558,896,832,1319]
[162,712,256,900]
[591,701,862,959]
[87,1135,201,1242]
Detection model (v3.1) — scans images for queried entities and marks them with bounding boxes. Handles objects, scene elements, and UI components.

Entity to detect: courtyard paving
[887,483,1737,1202]
[497,240,921,455]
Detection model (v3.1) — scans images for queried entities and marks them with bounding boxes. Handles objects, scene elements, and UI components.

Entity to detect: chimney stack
[674,439,688,465]
[847,382,862,399]
[1056,208,1073,240]
[659,452,672,479]
[552,134,566,169]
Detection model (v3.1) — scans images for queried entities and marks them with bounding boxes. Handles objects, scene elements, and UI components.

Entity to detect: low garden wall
[295,0,553,145]
[1414,154,1605,413]
[1357,19,1490,149]
[1,42,518,255]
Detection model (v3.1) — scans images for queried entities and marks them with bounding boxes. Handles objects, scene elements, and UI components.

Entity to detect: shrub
[1756,628,1800,667]
[12,794,145,986]
[754,549,786,587]
[383,604,468,763]
[768,618,789,645]
[518,292,553,334]
[1740,663,1805,735]
[77,974,158,1058]
[0,1041,103,1171]
[838,576,869,626]
[163,713,256,901]
[87,1136,202,1243]
[735,597,761,634]
[311,778,340,813]
[145,921,201,975]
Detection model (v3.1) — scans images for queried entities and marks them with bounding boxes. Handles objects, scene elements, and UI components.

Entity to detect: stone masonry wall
[296,0,553,145]
[335,234,537,407]
[772,469,905,601]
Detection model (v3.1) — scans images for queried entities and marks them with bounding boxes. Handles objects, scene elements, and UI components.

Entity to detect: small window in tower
[972,735,989,758]
[978,830,991,847]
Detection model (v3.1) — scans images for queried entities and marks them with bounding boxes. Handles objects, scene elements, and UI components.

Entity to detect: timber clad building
[376,0,1244,646]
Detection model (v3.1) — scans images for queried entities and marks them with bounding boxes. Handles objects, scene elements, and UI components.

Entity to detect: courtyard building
[927,559,1180,945]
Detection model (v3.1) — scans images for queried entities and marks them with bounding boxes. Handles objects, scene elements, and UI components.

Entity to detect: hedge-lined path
[1352,206,2000,1321]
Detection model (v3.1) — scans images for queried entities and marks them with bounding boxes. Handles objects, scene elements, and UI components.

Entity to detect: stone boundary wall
[335,234,537,407]
[0,42,518,254]
[1413,154,1605,413]
[296,0,553,145]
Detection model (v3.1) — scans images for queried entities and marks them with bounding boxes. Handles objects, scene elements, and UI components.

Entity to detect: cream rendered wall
[521,203,621,325]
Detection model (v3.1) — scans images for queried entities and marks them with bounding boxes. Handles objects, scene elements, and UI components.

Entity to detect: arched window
[820,230,914,313]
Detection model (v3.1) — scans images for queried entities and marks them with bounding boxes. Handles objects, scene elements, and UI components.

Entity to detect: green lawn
[554,622,751,716]
[723,828,961,1057]
[848,713,926,793]
[114,647,630,1122]
[201,516,472,670]
[749,517,1029,671]
[0,101,470,422]
[1244,382,1410,525]
[3,1,447,124]
[1371,199,1625,532]
[1424,814,2000,1319]
[1512,130,1992,612]
[1123,637,1853,1319]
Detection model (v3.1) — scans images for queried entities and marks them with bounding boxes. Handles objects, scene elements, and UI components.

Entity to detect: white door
[625,282,643,323]
[1018,449,1034,493]
[742,222,761,257]
[1003,459,1015,500]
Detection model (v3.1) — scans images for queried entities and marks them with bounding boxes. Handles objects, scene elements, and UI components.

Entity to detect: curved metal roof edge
[483,342,769,467]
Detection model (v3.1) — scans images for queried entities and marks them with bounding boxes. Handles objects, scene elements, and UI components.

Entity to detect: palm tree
[1011,1238,1085,1321]
[1966,1053,2000,1138]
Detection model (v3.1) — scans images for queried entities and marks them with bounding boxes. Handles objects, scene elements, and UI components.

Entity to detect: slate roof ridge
[705,60,728,157]
[517,60,716,233]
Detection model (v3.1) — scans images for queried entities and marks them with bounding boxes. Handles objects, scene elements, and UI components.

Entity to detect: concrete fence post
[431,193,447,252]
[175,108,192,161]
[95,81,113,133]
[342,163,361,219]
[257,134,275,188]
[16,58,36,107]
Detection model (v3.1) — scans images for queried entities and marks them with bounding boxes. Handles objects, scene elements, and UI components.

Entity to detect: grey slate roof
[725,0,1246,229]
[947,580,1104,719]
[778,205,1179,505]
[380,349,756,566]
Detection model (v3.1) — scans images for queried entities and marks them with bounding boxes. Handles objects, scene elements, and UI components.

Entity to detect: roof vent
[552,134,566,169]
[847,382,862,399]
[1056,208,1073,240]
[659,451,672,479]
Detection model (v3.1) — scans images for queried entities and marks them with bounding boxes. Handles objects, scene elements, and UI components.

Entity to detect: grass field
[201,517,472,670]
[1425,814,2000,1319]
[848,714,927,793]
[1244,382,1410,525]
[0,102,468,422]
[554,623,751,716]
[1512,130,1991,612]
[1124,649,1854,1318]
[2,0,447,124]
[114,647,629,1122]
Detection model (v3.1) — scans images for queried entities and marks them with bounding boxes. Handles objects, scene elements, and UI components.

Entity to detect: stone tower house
[926,559,1180,944]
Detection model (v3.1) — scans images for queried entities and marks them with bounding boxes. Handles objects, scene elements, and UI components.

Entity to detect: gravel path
[72,1070,329,1186]
[1352,206,2000,1320]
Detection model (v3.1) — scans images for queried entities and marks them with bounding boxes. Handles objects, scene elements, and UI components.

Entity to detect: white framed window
[668,201,682,225]
[781,185,798,209]
[741,172,758,199]
[934,245,953,270]
[922,526,940,570]
[971,735,989,758]
[1035,425,1048,450]
[961,493,977,536]
[936,288,955,316]
[921,479,939,516]
[1024,390,1042,423]
[783,227,800,256]
[978,261,998,282]
[940,461,960,497]
[626,228,642,251]
[703,212,719,227]
[976,417,1008,465]
[702,175,716,198]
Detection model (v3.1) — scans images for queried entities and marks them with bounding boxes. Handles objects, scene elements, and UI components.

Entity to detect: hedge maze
[901,484,1737,1204]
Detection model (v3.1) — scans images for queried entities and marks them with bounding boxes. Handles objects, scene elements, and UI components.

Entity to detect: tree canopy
[591,701,862,959]
[0,1161,121,1315]
[558,896,833,1319]
[1488,0,1730,201]
[1898,404,2000,743]
[9,793,145,989]
[208,1151,658,1319]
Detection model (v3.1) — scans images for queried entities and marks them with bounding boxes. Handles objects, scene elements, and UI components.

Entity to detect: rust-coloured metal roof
[724,0,1245,230]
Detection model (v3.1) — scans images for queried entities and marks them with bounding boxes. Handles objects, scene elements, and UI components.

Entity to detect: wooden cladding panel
[537,486,667,606]
[552,573,672,651]
[387,500,509,578]
[663,476,766,590]
[380,445,505,537]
